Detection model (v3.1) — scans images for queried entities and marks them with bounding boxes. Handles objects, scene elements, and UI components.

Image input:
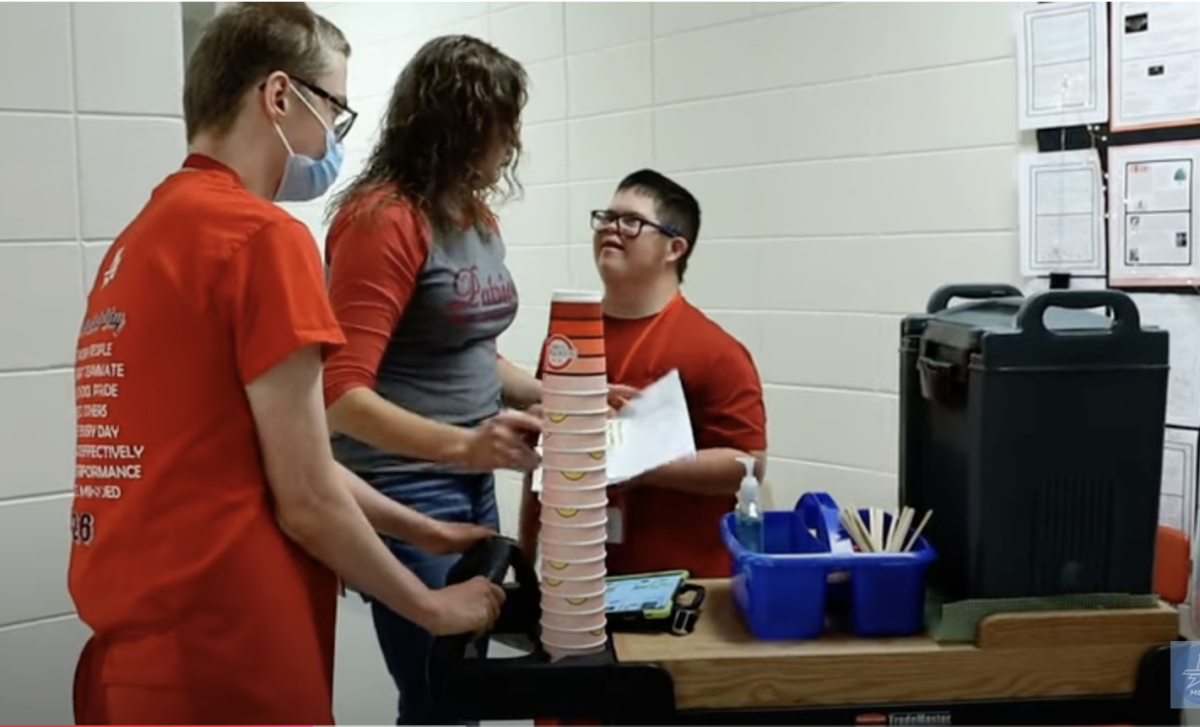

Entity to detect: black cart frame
[431,539,1179,726]
[432,639,1175,726]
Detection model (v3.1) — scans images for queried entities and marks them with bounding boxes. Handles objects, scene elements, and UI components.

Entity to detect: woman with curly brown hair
[322,35,543,725]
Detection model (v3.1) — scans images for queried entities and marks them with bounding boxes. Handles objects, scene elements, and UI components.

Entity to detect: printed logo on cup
[544,334,578,372]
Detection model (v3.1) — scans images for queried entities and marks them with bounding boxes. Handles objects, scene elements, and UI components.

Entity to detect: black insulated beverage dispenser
[899,285,1169,600]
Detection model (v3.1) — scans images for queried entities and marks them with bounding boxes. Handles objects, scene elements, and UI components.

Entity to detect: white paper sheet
[1018,150,1106,276]
[1017,2,1110,130]
[1162,427,1199,537]
[607,369,696,484]
[1129,293,1200,428]
[532,370,696,490]
[1108,142,1200,287]
[1112,2,1200,131]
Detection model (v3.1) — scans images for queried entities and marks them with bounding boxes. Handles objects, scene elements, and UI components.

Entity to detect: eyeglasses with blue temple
[590,209,682,239]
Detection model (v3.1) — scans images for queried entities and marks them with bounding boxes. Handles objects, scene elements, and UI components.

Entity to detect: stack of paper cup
[538,289,609,661]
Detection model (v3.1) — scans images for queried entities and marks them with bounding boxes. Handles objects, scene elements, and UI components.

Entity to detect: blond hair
[182,2,350,142]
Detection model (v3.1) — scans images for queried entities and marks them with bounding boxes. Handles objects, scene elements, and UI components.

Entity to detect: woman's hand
[459,409,542,471]
[418,520,497,556]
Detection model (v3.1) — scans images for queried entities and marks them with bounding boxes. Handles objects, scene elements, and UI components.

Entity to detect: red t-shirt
[69,154,345,724]
[605,297,767,578]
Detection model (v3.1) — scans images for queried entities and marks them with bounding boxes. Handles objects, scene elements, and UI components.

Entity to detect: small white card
[606,506,624,544]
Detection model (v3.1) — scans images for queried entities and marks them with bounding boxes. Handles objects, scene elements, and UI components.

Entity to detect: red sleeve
[219,219,346,385]
[322,199,432,407]
[695,335,767,453]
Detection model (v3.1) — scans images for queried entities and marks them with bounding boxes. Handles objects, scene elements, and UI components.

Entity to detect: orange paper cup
[551,302,604,322]
[545,319,605,340]
[541,373,609,395]
[540,536,607,562]
[543,411,609,432]
[541,467,606,488]
[542,333,605,372]
[541,554,607,579]
[542,391,609,414]
[540,483,608,508]
[541,572,608,596]
[541,519,608,544]
[542,429,607,450]
[540,502,607,527]
[541,603,606,630]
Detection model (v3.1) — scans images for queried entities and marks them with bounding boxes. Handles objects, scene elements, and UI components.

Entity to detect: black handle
[1014,290,1141,338]
[447,536,518,586]
[926,284,1023,313]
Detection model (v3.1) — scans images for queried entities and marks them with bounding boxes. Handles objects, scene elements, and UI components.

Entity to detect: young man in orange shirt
[521,169,767,579]
[68,4,524,724]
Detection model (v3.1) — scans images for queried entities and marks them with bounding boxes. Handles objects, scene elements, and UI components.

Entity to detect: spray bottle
[734,456,764,552]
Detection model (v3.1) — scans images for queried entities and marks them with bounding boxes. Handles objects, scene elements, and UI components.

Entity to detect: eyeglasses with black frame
[292,77,358,142]
[590,209,682,239]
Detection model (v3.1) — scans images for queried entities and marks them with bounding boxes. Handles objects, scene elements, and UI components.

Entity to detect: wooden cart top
[612,579,1178,711]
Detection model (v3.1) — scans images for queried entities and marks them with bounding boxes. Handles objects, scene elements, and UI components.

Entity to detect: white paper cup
[542,373,609,395]
[541,624,608,650]
[540,484,608,508]
[541,554,607,579]
[544,411,609,432]
[542,392,609,415]
[542,430,607,450]
[540,502,608,527]
[541,447,606,470]
[540,614,604,638]
[540,588,606,613]
[541,603,606,630]
[541,467,606,488]
[541,572,608,596]
[541,536,607,561]
[541,520,608,543]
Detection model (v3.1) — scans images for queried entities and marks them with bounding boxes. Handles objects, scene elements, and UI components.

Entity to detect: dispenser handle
[926,284,1023,313]
[447,536,517,586]
[1014,290,1141,339]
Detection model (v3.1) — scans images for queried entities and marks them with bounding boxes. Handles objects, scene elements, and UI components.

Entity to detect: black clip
[671,607,698,635]
[669,583,707,636]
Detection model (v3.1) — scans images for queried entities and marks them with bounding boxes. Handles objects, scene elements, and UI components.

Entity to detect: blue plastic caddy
[721,492,937,640]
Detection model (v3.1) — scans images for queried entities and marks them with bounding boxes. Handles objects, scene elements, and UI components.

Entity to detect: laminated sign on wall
[1108,142,1200,288]
[1017,149,1107,277]
[1110,2,1200,132]
[1016,2,1109,130]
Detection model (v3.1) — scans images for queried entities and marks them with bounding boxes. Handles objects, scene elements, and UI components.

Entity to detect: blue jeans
[359,470,499,726]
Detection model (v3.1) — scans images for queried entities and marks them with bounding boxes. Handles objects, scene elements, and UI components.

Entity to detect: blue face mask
[273,86,344,203]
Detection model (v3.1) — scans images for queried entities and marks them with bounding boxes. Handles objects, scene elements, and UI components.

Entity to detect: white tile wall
[0,3,185,724]
[0,1,1030,723]
[297,1,1027,552]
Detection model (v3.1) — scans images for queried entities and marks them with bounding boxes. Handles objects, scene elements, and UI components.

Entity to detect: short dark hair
[615,169,701,281]
[183,3,350,143]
